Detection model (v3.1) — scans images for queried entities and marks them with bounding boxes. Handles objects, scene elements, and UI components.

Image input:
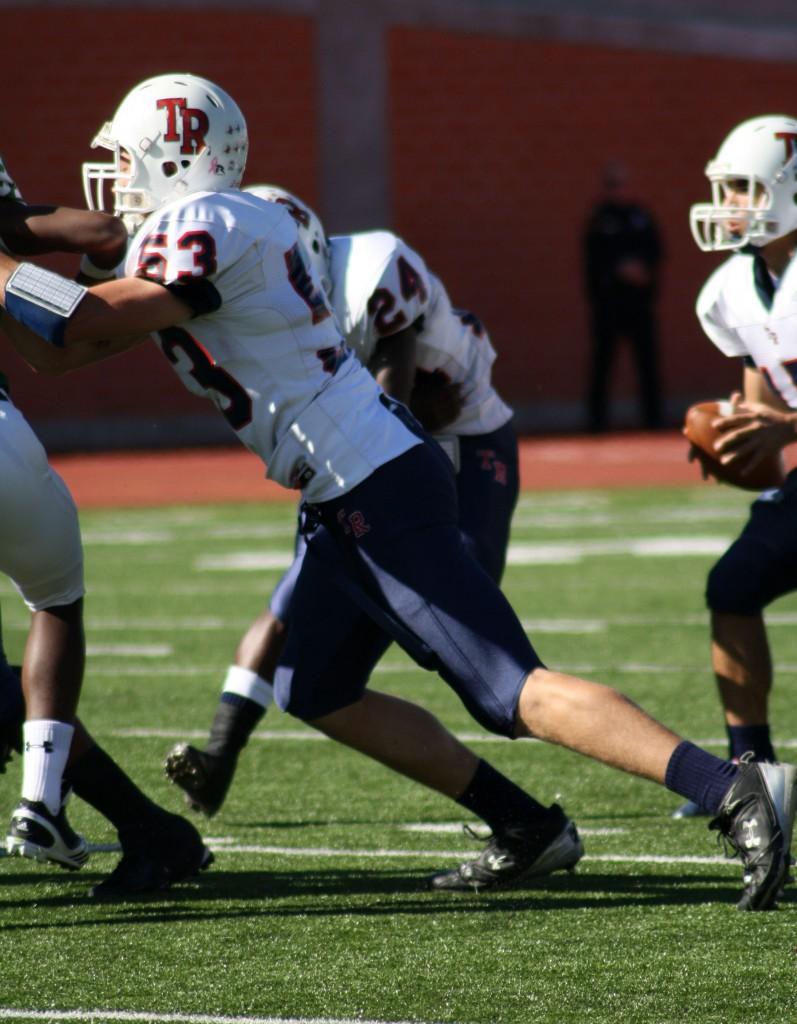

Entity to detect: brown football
[684,400,786,491]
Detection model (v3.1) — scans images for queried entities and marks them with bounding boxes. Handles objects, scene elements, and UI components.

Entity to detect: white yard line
[190,535,736,573]
[198,842,735,867]
[0,836,739,869]
[109,726,797,749]
[0,1012,436,1024]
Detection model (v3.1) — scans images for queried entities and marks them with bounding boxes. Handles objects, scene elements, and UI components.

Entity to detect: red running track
[48,432,725,509]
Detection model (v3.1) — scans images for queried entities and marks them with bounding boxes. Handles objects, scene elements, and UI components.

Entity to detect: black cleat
[90,811,213,900]
[163,743,236,817]
[5,798,89,870]
[429,804,584,892]
[709,759,797,911]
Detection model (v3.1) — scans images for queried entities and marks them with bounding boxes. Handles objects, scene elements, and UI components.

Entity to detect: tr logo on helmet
[83,72,249,234]
[156,97,210,155]
[775,132,797,162]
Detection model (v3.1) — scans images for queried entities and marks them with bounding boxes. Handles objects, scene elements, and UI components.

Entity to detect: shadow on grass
[0,861,780,929]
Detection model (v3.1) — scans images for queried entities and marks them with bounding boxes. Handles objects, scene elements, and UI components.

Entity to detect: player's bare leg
[674,610,776,820]
[712,611,772,727]
[310,690,479,797]
[22,600,84,722]
[236,609,286,682]
[514,667,680,781]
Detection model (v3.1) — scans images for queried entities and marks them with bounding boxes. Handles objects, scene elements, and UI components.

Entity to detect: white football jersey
[697,252,797,409]
[125,191,419,502]
[328,232,512,436]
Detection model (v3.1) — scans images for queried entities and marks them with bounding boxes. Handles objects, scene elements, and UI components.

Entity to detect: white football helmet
[245,184,331,292]
[83,73,248,233]
[690,114,797,251]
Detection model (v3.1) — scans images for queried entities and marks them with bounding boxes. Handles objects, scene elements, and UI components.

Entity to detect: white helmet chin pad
[690,114,797,252]
[245,184,331,293]
[83,73,248,228]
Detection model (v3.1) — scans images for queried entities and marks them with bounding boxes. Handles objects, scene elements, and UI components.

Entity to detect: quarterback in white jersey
[1,76,791,910]
[670,114,797,820]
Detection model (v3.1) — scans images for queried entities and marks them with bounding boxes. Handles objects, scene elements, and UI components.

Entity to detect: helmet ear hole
[162,162,179,178]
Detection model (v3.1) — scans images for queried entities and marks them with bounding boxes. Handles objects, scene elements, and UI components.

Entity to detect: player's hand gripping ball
[684,400,786,491]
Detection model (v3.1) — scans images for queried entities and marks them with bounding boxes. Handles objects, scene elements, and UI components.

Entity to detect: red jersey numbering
[158,326,252,431]
[136,230,217,282]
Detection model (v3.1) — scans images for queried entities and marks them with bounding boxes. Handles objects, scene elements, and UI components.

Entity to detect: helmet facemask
[83,126,156,235]
[690,174,777,251]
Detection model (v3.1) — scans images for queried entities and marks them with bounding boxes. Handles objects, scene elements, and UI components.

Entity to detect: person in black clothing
[583,161,664,432]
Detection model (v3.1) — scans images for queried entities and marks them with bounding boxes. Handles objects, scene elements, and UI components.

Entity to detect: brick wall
[3,8,797,444]
[388,26,797,428]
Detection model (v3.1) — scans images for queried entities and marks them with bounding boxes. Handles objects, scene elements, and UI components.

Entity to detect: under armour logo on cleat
[741,818,762,849]
[24,740,54,753]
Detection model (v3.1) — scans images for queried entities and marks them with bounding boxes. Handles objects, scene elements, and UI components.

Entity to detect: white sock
[221,665,274,709]
[21,719,74,815]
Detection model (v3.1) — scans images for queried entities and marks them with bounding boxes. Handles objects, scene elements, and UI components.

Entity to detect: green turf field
[0,485,795,1024]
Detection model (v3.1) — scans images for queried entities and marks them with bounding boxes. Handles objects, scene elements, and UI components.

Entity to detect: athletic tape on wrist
[4,262,87,347]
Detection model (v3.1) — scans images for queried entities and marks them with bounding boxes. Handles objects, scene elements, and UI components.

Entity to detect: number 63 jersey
[697,250,797,409]
[124,189,419,501]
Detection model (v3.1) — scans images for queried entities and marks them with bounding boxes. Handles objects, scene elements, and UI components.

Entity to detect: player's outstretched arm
[0,251,191,374]
[0,153,127,271]
[0,203,127,269]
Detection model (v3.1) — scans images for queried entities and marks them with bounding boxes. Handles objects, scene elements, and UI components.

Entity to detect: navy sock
[456,759,549,834]
[726,724,775,762]
[664,740,739,814]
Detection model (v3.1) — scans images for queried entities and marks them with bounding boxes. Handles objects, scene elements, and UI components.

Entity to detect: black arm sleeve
[163,277,222,318]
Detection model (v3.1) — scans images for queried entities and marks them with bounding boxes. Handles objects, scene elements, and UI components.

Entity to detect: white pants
[0,396,84,610]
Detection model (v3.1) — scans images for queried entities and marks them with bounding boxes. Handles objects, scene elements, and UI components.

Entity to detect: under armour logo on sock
[24,740,54,753]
